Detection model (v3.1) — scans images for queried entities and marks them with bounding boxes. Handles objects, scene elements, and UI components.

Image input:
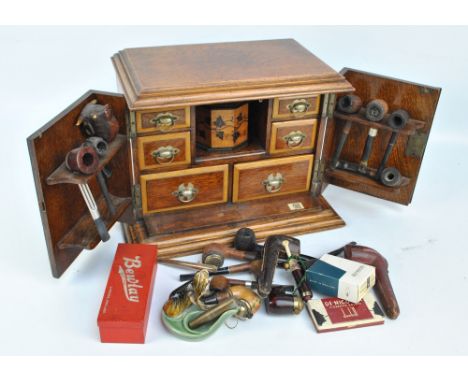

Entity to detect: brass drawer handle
[172,183,198,203]
[150,112,178,130]
[283,131,306,148]
[262,173,284,193]
[287,99,311,114]
[151,146,180,164]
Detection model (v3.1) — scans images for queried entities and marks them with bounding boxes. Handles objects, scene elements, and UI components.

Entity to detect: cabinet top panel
[112,39,353,110]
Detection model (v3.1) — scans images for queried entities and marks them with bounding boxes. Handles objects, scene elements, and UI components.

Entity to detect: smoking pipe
[188,297,239,330]
[233,227,314,266]
[209,275,259,292]
[203,242,259,262]
[179,259,263,282]
[266,292,304,315]
[343,244,400,319]
[200,285,262,318]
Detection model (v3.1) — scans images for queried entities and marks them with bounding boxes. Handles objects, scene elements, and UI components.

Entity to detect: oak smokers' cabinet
[27,39,441,277]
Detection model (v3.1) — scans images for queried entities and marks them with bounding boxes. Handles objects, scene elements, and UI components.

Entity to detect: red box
[97,243,157,343]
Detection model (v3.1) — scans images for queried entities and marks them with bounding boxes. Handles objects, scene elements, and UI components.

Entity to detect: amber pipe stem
[160,258,218,272]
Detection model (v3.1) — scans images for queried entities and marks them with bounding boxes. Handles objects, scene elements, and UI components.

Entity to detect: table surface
[1,26,467,356]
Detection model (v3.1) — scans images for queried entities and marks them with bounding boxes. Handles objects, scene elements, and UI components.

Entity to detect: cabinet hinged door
[27,90,133,278]
[322,68,441,205]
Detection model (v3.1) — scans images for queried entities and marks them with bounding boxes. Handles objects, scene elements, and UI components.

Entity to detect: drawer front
[141,165,229,213]
[273,96,320,119]
[136,107,190,133]
[232,155,314,202]
[270,119,318,154]
[137,132,191,171]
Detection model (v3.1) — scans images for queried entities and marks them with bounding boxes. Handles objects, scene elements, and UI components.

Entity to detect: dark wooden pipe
[203,243,258,262]
[344,244,400,319]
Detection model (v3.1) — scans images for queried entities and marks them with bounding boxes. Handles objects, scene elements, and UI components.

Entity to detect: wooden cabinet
[28,39,441,277]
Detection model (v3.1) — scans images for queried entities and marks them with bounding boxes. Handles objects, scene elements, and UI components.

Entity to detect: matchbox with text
[97,243,157,343]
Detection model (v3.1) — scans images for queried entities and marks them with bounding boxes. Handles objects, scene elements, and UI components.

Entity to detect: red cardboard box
[97,243,157,343]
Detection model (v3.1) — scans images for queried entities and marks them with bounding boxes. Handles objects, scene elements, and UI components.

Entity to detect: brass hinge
[128,111,137,139]
[132,184,142,210]
[406,131,429,159]
[326,93,337,118]
[311,159,326,196]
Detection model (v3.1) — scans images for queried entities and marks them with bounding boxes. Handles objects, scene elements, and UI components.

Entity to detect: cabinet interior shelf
[57,193,131,250]
[333,109,425,135]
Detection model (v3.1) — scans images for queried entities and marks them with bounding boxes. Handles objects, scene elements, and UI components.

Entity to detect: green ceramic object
[161,306,239,341]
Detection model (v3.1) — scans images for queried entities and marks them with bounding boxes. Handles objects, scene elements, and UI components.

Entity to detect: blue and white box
[305,254,376,303]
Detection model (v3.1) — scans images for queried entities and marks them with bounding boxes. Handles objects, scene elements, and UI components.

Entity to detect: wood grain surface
[141,164,229,213]
[270,119,317,154]
[112,39,353,109]
[232,155,314,202]
[137,131,191,171]
[323,68,441,205]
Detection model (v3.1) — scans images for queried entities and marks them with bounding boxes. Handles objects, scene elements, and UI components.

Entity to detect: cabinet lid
[27,91,132,278]
[112,39,353,110]
[322,68,441,205]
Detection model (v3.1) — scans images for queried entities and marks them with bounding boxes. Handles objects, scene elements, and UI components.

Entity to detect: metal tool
[77,183,110,242]
[96,168,116,217]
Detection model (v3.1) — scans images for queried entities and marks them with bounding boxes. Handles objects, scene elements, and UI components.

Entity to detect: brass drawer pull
[151,146,180,164]
[172,183,198,203]
[287,99,311,114]
[150,112,178,130]
[262,173,284,193]
[283,131,306,148]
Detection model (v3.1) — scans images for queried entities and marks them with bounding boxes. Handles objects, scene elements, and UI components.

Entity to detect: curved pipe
[344,244,400,319]
[203,243,258,262]
[202,285,262,318]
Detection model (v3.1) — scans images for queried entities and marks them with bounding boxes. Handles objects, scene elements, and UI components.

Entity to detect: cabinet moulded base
[122,193,345,259]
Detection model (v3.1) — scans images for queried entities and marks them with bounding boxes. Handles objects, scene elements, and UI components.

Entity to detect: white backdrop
[0,26,467,355]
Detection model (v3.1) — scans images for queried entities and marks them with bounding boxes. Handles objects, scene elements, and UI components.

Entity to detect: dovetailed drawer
[272,95,320,120]
[136,107,190,134]
[232,155,314,202]
[270,118,317,154]
[141,164,229,214]
[137,131,191,171]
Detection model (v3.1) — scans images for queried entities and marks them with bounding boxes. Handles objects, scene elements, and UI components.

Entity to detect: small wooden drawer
[141,164,229,214]
[136,107,190,134]
[232,155,313,202]
[270,118,318,154]
[272,95,320,119]
[137,132,191,171]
